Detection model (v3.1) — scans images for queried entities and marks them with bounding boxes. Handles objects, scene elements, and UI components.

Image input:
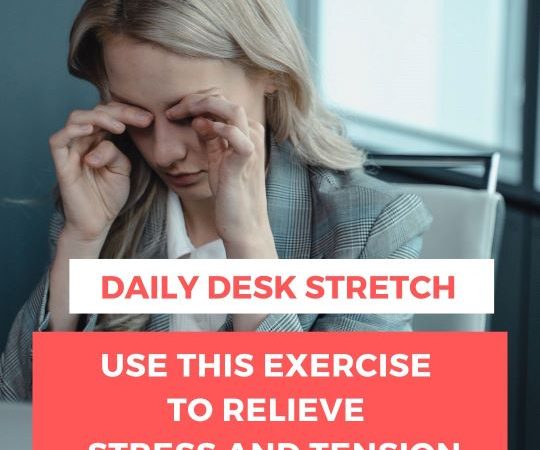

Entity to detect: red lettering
[209,276,229,299]
[411,276,431,299]
[126,276,149,299]
[306,276,325,299]
[347,276,367,299]
[234,276,252,299]
[102,276,124,299]
[254,276,273,299]
[326,276,345,299]
[434,276,455,299]
[178,276,198,299]
[389,276,409,298]
[275,276,296,299]
[369,276,388,299]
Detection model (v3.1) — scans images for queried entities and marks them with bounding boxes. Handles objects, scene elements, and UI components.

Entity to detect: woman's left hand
[167,90,274,330]
[166,89,277,259]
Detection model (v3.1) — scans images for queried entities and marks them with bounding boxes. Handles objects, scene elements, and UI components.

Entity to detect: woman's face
[102,34,271,203]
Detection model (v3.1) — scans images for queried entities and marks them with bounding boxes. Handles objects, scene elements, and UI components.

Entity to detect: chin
[170,184,214,203]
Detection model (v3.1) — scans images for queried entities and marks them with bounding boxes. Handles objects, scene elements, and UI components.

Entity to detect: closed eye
[127,116,195,134]
[173,116,195,126]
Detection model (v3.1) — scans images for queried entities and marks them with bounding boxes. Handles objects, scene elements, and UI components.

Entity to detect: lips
[164,170,205,188]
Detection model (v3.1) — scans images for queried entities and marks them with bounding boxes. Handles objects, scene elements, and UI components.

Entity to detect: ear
[260,71,279,95]
[264,82,278,95]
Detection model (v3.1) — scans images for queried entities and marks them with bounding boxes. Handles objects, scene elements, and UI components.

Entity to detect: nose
[152,116,189,169]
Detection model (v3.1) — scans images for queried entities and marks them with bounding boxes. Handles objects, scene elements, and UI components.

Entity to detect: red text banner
[33,332,507,450]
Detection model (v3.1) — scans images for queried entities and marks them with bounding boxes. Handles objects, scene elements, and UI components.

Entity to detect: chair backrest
[0,402,31,449]
[401,184,505,331]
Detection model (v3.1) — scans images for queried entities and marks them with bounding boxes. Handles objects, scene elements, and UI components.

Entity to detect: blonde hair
[66,0,364,330]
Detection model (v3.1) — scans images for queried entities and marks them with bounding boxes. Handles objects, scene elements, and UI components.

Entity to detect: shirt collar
[166,189,194,258]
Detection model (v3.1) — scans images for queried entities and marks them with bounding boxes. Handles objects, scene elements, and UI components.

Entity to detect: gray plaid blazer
[1,133,432,401]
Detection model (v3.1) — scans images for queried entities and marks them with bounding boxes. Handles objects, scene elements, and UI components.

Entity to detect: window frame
[296,0,540,205]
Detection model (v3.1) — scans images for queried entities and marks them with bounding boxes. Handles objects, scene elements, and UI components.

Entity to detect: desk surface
[0,401,31,449]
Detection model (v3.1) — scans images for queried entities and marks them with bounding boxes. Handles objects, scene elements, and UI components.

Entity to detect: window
[285,0,299,20]
[293,0,528,184]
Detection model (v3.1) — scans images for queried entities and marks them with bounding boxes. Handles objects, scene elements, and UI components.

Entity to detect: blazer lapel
[265,133,313,259]
[137,188,170,331]
[146,314,170,331]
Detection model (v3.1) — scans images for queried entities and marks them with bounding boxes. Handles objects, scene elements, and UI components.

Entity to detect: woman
[1,0,432,401]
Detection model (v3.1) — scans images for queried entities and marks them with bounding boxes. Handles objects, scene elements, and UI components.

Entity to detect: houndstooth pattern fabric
[1,131,432,401]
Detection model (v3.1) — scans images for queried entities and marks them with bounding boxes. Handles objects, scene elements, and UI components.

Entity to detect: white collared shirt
[167,190,227,331]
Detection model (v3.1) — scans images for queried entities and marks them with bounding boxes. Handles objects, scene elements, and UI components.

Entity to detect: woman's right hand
[48,102,154,242]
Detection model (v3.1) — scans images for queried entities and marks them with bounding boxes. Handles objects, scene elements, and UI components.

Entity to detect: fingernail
[137,112,152,121]
[87,153,101,164]
[192,117,208,127]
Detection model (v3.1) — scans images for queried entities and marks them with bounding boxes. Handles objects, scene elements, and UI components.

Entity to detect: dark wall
[0,1,97,349]
[491,207,530,450]
[525,216,540,446]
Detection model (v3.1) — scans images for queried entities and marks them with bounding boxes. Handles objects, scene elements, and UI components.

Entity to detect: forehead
[102,34,245,108]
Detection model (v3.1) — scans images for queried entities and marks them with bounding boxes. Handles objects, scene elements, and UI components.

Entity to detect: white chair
[0,402,31,449]
[404,184,504,331]
[369,153,505,331]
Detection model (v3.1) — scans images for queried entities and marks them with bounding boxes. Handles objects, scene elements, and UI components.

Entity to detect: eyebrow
[109,91,175,111]
[109,87,218,111]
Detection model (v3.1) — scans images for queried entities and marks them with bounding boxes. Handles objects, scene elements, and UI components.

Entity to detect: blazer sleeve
[228,193,432,333]
[312,192,432,332]
[0,211,99,401]
[309,235,423,332]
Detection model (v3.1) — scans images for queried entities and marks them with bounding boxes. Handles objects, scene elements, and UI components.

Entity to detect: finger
[49,124,95,168]
[95,102,154,128]
[163,86,219,120]
[167,94,250,137]
[193,118,254,158]
[49,124,94,151]
[247,119,266,143]
[69,129,108,158]
[68,109,127,134]
[247,119,267,160]
[248,119,265,136]
[191,118,228,158]
[69,106,153,133]
[84,140,131,177]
